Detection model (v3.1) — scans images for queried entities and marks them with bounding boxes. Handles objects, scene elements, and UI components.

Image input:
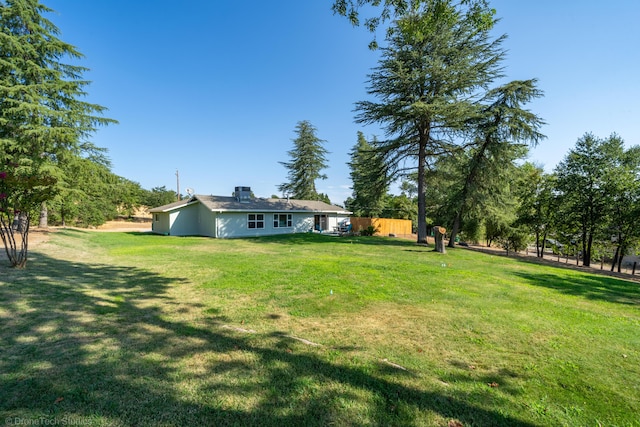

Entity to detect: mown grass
[1,230,638,426]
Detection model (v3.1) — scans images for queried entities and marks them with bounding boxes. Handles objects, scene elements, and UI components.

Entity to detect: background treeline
[346,131,639,271]
[41,155,176,227]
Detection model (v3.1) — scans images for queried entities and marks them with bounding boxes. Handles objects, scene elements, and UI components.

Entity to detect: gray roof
[149,194,351,214]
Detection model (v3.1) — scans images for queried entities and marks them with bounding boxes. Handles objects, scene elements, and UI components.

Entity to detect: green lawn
[1,230,638,426]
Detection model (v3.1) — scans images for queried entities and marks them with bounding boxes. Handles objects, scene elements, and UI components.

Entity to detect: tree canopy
[0,0,115,267]
[346,131,388,217]
[332,0,495,49]
[555,133,627,267]
[278,120,330,202]
[354,0,508,243]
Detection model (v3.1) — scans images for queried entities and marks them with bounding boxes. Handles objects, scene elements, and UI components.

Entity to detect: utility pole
[176,169,180,201]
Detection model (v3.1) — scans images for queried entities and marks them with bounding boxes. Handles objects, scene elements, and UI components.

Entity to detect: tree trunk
[39,202,48,228]
[611,246,620,272]
[616,243,627,273]
[1,212,30,268]
[584,232,593,267]
[580,225,589,267]
[416,135,428,244]
[540,230,548,258]
[448,210,461,248]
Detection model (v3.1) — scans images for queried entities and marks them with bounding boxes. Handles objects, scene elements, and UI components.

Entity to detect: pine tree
[346,131,388,217]
[278,121,329,201]
[0,0,114,267]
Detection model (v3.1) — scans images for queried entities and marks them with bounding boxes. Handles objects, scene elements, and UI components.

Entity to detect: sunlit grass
[1,230,638,426]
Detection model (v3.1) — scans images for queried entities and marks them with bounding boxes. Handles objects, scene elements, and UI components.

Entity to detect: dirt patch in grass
[0,228,52,261]
[96,220,152,232]
[1,221,150,263]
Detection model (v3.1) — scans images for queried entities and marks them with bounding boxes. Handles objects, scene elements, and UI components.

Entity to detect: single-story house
[149,186,352,238]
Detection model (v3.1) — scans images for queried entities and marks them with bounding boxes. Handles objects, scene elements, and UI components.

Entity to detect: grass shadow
[1,251,536,426]
[249,232,424,248]
[512,269,640,305]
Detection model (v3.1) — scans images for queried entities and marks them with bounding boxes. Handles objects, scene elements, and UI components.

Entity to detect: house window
[154,214,159,221]
[248,213,264,229]
[273,214,292,228]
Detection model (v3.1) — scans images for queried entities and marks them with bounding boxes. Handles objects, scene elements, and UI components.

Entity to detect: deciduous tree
[555,133,623,267]
[606,144,640,272]
[142,186,179,208]
[515,164,558,257]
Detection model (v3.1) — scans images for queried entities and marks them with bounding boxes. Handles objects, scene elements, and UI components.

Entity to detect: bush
[360,225,378,236]
[499,227,530,254]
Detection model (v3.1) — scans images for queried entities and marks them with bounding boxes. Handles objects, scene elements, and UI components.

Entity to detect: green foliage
[381,192,417,221]
[346,132,388,216]
[497,226,530,254]
[43,156,143,227]
[359,225,378,236]
[278,121,330,202]
[484,214,510,247]
[446,80,545,246]
[554,133,625,266]
[0,0,114,267]
[605,144,640,271]
[355,1,508,243]
[141,185,177,208]
[332,0,496,49]
[515,163,557,257]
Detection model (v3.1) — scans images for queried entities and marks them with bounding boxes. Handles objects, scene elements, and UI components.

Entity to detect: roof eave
[209,208,352,214]
[150,200,199,213]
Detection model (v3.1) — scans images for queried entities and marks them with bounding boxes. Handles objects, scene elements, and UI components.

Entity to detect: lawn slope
[1,230,638,426]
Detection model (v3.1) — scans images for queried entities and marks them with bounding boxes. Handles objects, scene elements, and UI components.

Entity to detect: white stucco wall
[216,212,320,238]
[167,203,200,236]
[153,203,349,238]
[151,212,170,234]
[197,204,217,237]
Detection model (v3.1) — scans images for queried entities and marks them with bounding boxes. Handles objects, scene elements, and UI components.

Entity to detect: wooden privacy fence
[350,217,413,236]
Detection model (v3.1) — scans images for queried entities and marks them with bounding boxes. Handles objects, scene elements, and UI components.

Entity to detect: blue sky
[45,1,640,205]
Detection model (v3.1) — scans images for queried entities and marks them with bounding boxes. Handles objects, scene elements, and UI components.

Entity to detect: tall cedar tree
[0,0,114,268]
[447,80,545,246]
[355,1,505,243]
[278,121,329,201]
[347,131,388,217]
[332,0,494,49]
[554,133,623,267]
